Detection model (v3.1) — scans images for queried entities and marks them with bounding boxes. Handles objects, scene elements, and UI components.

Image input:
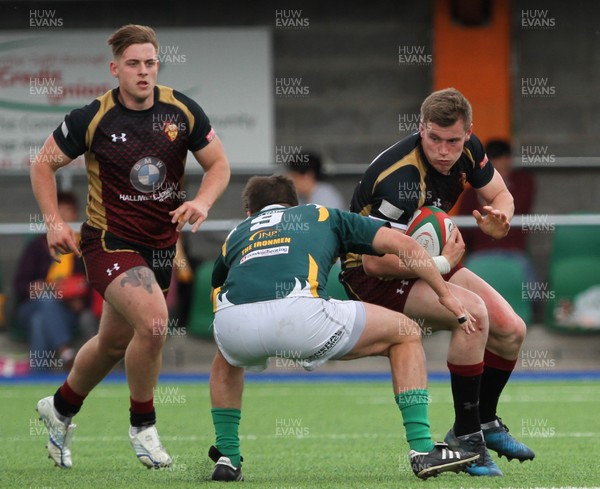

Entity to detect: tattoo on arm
[120,266,157,294]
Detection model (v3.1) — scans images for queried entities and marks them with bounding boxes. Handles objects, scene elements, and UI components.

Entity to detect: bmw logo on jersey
[130,156,167,193]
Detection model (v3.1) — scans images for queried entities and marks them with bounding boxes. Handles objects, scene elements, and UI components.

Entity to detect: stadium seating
[465,253,533,324]
[544,217,600,331]
[326,261,349,300]
[545,257,600,329]
[548,216,600,263]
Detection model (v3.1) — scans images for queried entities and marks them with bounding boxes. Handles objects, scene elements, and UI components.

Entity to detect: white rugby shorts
[213,296,366,372]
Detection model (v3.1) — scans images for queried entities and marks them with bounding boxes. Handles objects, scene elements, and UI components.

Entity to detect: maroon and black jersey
[53,85,214,248]
[345,132,493,268]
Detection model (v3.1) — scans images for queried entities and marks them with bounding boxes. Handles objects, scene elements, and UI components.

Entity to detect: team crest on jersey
[163,121,179,142]
[130,156,167,193]
[459,171,467,189]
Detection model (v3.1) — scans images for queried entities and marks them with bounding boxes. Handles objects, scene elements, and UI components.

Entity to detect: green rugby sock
[395,389,435,453]
[211,408,241,467]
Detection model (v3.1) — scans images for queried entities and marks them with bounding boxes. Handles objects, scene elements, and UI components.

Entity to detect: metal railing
[1,214,599,235]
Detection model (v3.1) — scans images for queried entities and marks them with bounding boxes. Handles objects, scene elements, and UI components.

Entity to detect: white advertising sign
[0,28,273,171]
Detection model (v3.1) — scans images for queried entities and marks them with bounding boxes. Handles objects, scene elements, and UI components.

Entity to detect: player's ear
[109,60,118,78]
[465,123,473,141]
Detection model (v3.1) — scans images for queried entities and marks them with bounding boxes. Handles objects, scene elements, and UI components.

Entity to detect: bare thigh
[342,302,422,359]
[104,266,169,337]
[404,279,489,335]
[94,299,135,356]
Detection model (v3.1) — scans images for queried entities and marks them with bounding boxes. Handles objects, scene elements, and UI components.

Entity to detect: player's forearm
[366,227,419,279]
[371,228,450,297]
[193,157,231,209]
[488,189,515,221]
[397,238,451,299]
[369,227,440,284]
[362,253,418,279]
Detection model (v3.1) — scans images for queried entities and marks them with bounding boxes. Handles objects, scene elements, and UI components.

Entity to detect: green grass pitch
[1,379,598,488]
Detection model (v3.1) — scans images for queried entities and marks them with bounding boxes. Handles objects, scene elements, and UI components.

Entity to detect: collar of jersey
[112,87,158,115]
[258,204,287,213]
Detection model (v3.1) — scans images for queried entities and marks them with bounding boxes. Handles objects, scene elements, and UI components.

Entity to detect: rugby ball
[406,206,454,256]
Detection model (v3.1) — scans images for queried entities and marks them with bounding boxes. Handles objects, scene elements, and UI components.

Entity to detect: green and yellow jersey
[212,204,386,311]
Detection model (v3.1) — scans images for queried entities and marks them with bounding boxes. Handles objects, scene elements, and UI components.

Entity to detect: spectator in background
[457,139,536,277]
[285,152,346,209]
[13,191,94,371]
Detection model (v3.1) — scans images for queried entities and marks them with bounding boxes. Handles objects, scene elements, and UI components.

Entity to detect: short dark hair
[242,175,299,214]
[485,139,512,159]
[285,152,323,180]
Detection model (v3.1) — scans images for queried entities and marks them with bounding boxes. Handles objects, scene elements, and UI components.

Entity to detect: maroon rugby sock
[130,396,156,428]
[54,380,87,418]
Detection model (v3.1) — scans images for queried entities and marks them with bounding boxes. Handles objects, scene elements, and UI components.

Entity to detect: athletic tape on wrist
[433,255,451,274]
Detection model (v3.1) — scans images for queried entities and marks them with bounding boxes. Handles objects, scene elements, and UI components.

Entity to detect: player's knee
[98,337,128,360]
[398,317,423,343]
[468,296,490,335]
[210,359,243,387]
[507,313,527,347]
[139,320,168,350]
[490,307,526,346]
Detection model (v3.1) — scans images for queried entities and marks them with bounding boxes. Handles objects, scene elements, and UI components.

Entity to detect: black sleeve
[173,90,213,152]
[466,134,495,189]
[370,164,421,228]
[52,100,100,159]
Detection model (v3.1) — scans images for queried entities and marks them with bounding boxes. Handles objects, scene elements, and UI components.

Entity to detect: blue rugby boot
[482,417,535,462]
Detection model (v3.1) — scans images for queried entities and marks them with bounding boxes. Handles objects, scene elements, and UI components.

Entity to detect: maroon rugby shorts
[79,223,175,297]
[340,263,464,313]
